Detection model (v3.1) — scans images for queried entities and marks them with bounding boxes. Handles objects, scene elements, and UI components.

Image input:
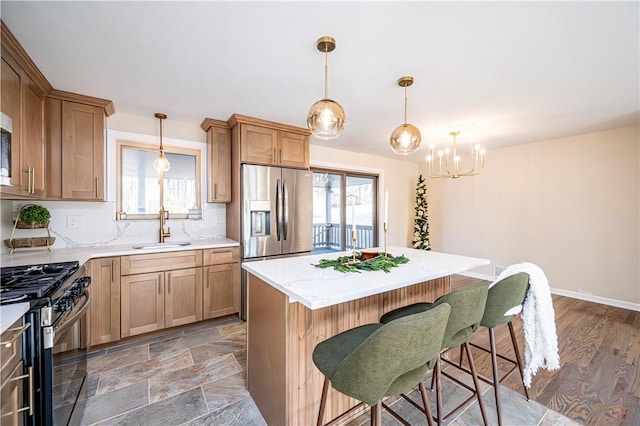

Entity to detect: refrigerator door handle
[283,179,289,240]
[275,178,281,241]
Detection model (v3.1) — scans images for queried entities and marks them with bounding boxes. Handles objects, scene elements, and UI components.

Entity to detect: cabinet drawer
[121,250,203,275]
[202,247,239,266]
[1,319,27,385]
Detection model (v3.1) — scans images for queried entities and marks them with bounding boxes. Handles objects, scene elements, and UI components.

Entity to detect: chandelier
[426,131,485,178]
[307,36,346,140]
[389,76,421,155]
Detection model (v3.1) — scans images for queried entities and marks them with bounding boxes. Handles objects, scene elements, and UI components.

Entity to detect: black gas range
[1,261,91,426]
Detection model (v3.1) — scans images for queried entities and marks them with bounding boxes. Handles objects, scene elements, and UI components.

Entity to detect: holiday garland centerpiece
[412,174,431,250]
[313,252,409,273]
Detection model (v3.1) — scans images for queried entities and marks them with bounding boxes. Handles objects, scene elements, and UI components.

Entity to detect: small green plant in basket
[17,204,51,228]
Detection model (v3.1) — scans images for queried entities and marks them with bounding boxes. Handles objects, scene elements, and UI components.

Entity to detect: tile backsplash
[1,200,226,253]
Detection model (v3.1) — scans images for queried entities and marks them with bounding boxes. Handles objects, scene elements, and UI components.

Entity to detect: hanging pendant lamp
[307,36,346,140]
[389,76,421,155]
[153,113,170,173]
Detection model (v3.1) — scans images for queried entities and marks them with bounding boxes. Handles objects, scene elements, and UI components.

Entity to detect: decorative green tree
[412,174,431,250]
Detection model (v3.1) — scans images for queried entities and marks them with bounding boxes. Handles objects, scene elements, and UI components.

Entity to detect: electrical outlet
[67,215,85,229]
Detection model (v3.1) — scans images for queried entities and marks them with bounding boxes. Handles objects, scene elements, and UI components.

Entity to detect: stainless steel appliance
[240,164,313,318]
[1,261,91,426]
[0,111,13,187]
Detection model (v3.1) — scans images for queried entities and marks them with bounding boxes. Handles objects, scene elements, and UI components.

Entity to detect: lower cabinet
[203,264,239,319]
[121,268,203,338]
[165,268,203,328]
[89,257,121,346]
[1,361,25,425]
[85,247,239,342]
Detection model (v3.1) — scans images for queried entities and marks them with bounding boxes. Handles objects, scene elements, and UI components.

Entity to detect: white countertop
[242,246,490,310]
[0,302,30,333]
[0,238,239,268]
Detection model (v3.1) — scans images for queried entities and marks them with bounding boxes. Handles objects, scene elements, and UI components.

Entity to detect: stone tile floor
[60,316,579,425]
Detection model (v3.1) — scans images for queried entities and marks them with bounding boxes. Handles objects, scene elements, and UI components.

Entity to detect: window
[312,168,378,253]
[116,141,201,219]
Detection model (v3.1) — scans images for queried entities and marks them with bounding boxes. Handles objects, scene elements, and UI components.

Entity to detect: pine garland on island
[412,174,431,250]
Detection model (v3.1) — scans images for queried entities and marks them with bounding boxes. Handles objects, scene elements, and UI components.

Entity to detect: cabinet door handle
[30,167,35,194]
[273,148,276,161]
[279,149,282,163]
[213,183,217,199]
[95,177,99,197]
[1,323,31,347]
[167,273,172,293]
[111,260,114,282]
[158,279,162,295]
[10,366,34,415]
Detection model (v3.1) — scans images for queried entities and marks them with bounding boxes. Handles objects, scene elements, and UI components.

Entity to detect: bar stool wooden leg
[489,328,503,426]
[419,380,435,426]
[435,357,443,426]
[317,377,329,426]
[465,341,489,426]
[508,321,530,400]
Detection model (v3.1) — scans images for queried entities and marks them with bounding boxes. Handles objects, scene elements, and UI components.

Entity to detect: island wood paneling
[247,273,450,426]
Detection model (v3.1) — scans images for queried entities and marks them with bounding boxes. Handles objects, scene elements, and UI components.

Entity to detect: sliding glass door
[312,169,377,253]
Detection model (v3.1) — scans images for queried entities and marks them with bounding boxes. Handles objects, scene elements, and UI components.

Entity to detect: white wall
[310,144,419,247]
[423,126,640,307]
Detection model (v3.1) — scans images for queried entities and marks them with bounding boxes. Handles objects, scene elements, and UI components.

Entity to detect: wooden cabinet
[0,44,46,199]
[202,247,240,320]
[0,22,114,200]
[165,268,203,328]
[45,92,113,201]
[89,257,121,345]
[121,272,165,338]
[120,251,204,337]
[1,318,33,425]
[228,114,310,169]
[201,119,231,203]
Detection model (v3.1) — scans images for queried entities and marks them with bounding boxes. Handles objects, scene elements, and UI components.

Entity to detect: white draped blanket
[490,262,560,388]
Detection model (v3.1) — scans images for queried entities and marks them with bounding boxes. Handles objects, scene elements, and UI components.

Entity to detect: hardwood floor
[451,275,640,426]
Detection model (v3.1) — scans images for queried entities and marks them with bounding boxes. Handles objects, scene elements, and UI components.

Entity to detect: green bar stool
[461,272,531,426]
[380,282,490,425]
[312,303,451,426]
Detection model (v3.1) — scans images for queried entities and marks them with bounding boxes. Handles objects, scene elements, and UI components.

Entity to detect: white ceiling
[2,1,638,162]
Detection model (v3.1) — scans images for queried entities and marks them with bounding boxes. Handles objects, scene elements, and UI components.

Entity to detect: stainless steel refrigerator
[240,164,313,318]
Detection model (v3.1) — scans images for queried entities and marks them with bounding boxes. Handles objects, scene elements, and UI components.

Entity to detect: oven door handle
[53,290,90,335]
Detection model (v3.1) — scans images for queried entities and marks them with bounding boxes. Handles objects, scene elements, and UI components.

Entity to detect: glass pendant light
[307,36,346,140]
[390,76,422,155]
[153,113,170,173]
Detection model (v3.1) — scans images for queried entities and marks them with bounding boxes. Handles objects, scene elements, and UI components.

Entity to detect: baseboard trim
[458,272,640,312]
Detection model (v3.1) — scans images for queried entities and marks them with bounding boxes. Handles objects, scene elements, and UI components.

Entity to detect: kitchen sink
[132,242,192,250]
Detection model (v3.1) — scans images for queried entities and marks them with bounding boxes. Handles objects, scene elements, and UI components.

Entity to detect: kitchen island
[242,246,490,425]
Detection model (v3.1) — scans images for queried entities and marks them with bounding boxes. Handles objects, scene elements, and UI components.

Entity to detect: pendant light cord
[403,85,408,124]
[324,48,329,99]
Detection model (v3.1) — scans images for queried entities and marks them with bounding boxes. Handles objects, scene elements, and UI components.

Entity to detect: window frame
[115,139,202,220]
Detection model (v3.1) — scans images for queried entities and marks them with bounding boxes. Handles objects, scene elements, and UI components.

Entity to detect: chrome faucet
[159,206,171,243]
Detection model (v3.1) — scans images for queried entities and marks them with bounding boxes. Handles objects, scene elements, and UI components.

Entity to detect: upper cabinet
[201,118,231,203]
[0,22,50,199]
[227,114,310,169]
[0,21,115,201]
[45,91,114,200]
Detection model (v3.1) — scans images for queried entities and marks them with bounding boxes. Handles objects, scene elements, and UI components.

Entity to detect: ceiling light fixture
[426,131,485,178]
[389,76,421,155]
[307,36,346,140]
[153,113,170,173]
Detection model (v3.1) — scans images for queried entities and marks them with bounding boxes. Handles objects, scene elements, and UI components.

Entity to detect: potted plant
[17,204,51,228]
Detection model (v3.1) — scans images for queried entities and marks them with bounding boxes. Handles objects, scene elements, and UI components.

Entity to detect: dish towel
[490,262,560,388]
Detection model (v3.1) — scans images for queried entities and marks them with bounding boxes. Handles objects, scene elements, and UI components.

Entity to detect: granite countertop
[0,238,239,268]
[242,246,490,310]
[0,302,30,334]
